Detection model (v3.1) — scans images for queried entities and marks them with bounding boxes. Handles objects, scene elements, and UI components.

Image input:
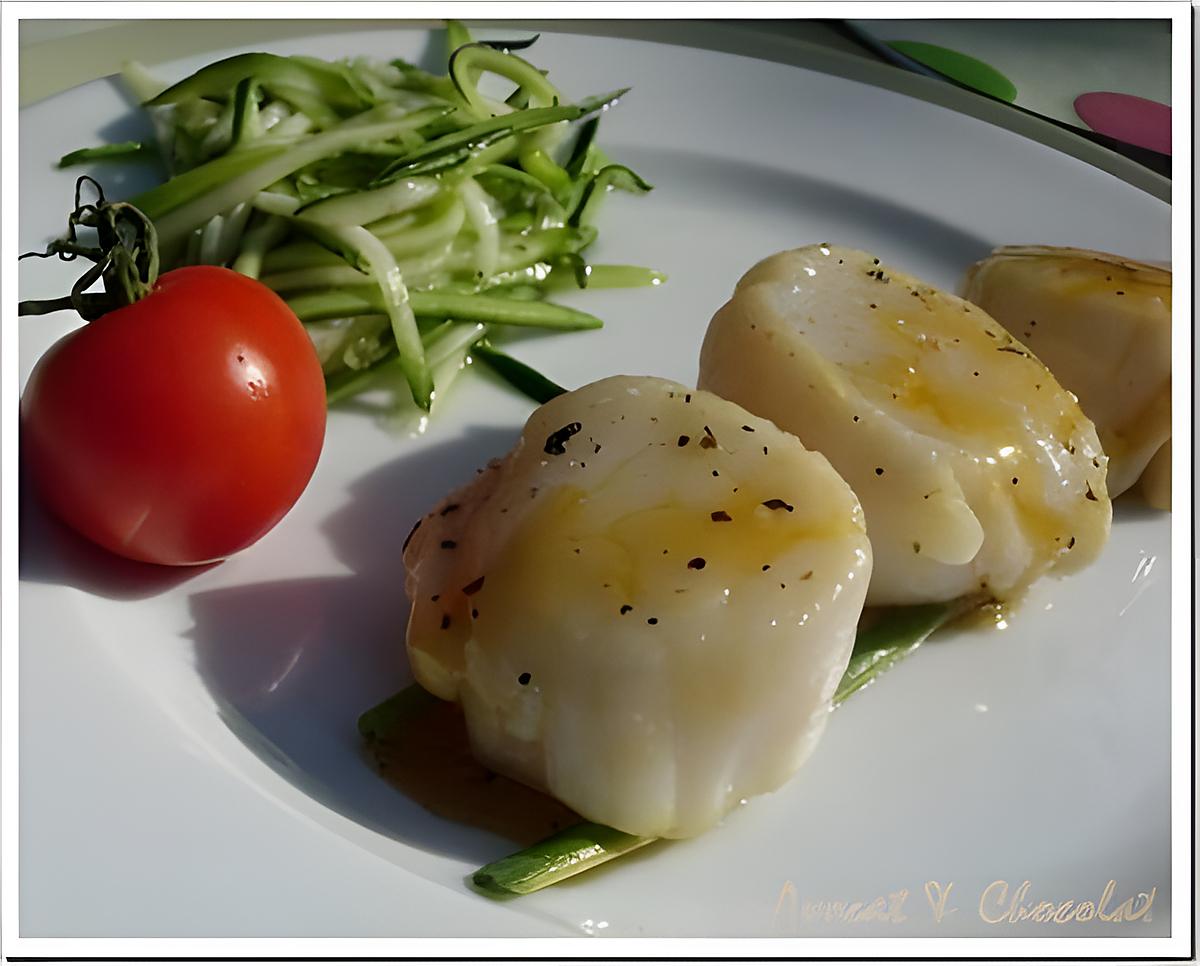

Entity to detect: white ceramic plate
[17,24,1171,942]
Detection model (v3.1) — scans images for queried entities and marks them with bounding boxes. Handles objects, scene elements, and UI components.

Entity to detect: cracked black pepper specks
[544,421,583,455]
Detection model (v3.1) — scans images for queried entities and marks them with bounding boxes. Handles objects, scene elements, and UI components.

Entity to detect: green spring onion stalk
[833,600,965,705]
[473,823,653,897]
[359,682,442,738]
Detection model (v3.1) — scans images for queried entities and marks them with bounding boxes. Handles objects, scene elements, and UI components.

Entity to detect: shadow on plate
[187,424,525,864]
[18,466,214,601]
[1112,494,1171,525]
[43,79,171,203]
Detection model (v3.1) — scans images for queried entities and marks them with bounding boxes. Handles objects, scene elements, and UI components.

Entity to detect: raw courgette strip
[457,177,501,279]
[448,43,563,119]
[542,260,667,291]
[265,193,462,269]
[58,141,158,168]
[210,200,254,264]
[387,131,518,180]
[230,213,289,278]
[325,318,482,405]
[147,51,368,114]
[230,77,262,147]
[293,175,441,224]
[371,91,627,184]
[471,339,567,404]
[289,287,602,330]
[534,255,667,292]
[308,223,433,409]
[429,225,597,281]
[547,252,589,289]
[197,94,241,158]
[477,35,542,53]
[267,83,343,130]
[258,110,314,144]
[121,60,171,102]
[374,194,466,246]
[267,219,596,293]
[493,224,597,266]
[564,116,601,178]
[385,58,459,99]
[568,163,654,227]
[476,161,554,195]
[447,43,573,191]
[445,19,475,61]
[271,196,466,270]
[135,105,447,243]
[517,144,572,196]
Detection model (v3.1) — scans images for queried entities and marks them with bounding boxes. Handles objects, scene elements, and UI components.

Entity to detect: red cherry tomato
[21,265,327,566]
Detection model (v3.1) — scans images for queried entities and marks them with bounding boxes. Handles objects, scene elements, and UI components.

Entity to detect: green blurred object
[887,40,1018,102]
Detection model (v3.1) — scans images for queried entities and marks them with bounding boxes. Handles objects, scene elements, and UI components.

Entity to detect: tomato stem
[18,176,160,321]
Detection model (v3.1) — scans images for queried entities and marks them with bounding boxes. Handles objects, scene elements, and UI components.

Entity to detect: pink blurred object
[1073,91,1171,155]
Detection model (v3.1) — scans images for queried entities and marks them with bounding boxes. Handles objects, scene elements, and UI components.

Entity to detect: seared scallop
[963,245,1171,508]
[403,375,872,838]
[699,244,1111,606]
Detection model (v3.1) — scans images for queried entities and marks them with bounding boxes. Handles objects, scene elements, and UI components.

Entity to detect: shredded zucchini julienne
[358,597,972,897]
[59,20,660,412]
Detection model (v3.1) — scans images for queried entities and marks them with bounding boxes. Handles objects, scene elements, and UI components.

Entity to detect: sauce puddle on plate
[365,694,579,846]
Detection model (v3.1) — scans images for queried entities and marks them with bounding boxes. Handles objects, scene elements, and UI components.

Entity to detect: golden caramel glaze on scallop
[962,245,1171,507]
[698,244,1111,606]
[403,375,872,838]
